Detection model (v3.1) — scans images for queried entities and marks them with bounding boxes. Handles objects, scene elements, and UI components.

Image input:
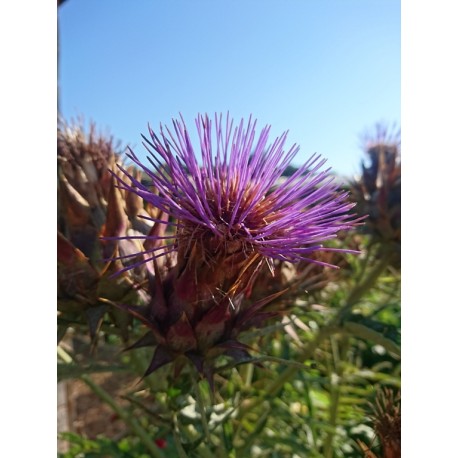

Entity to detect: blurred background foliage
[57,119,401,458]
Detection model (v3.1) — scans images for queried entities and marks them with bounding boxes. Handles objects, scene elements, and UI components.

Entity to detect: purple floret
[113,113,360,271]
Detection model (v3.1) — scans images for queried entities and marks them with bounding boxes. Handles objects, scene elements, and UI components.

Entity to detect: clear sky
[58,0,400,178]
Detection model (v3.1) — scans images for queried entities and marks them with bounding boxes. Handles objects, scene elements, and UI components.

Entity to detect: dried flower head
[57,120,151,344]
[350,123,401,266]
[358,387,401,458]
[372,388,401,458]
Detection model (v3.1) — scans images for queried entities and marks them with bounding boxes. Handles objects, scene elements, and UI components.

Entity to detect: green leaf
[343,321,400,358]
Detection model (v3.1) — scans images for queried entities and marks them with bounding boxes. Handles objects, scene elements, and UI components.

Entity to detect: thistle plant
[350,124,401,267]
[57,120,152,343]
[358,388,401,458]
[371,388,401,458]
[107,113,362,383]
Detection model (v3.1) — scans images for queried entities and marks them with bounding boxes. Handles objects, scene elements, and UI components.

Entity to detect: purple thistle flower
[113,113,359,277]
[106,114,362,383]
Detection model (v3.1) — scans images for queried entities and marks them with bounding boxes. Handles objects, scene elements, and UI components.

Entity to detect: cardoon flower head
[109,113,360,381]
[350,123,401,267]
[117,115,357,270]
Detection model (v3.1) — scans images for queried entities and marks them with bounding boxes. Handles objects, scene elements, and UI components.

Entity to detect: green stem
[172,414,189,458]
[300,374,318,448]
[193,374,213,446]
[322,336,346,458]
[57,363,127,381]
[241,362,254,388]
[323,382,340,458]
[342,249,393,314]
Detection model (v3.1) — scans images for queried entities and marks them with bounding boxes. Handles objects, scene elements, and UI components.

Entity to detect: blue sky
[58,0,400,178]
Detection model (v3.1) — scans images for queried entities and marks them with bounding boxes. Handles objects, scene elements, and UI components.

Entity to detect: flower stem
[172,413,189,458]
[322,336,346,458]
[192,373,213,446]
[323,381,340,458]
[340,248,393,316]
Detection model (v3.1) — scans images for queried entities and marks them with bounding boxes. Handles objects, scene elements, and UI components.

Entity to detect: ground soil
[68,372,135,439]
[58,335,140,453]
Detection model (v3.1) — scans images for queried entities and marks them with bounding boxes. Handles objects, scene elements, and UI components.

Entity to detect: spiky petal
[114,114,359,274]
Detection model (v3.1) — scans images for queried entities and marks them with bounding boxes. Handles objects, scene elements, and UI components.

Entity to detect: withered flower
[350,123,401,265]
[57,120,151,343]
